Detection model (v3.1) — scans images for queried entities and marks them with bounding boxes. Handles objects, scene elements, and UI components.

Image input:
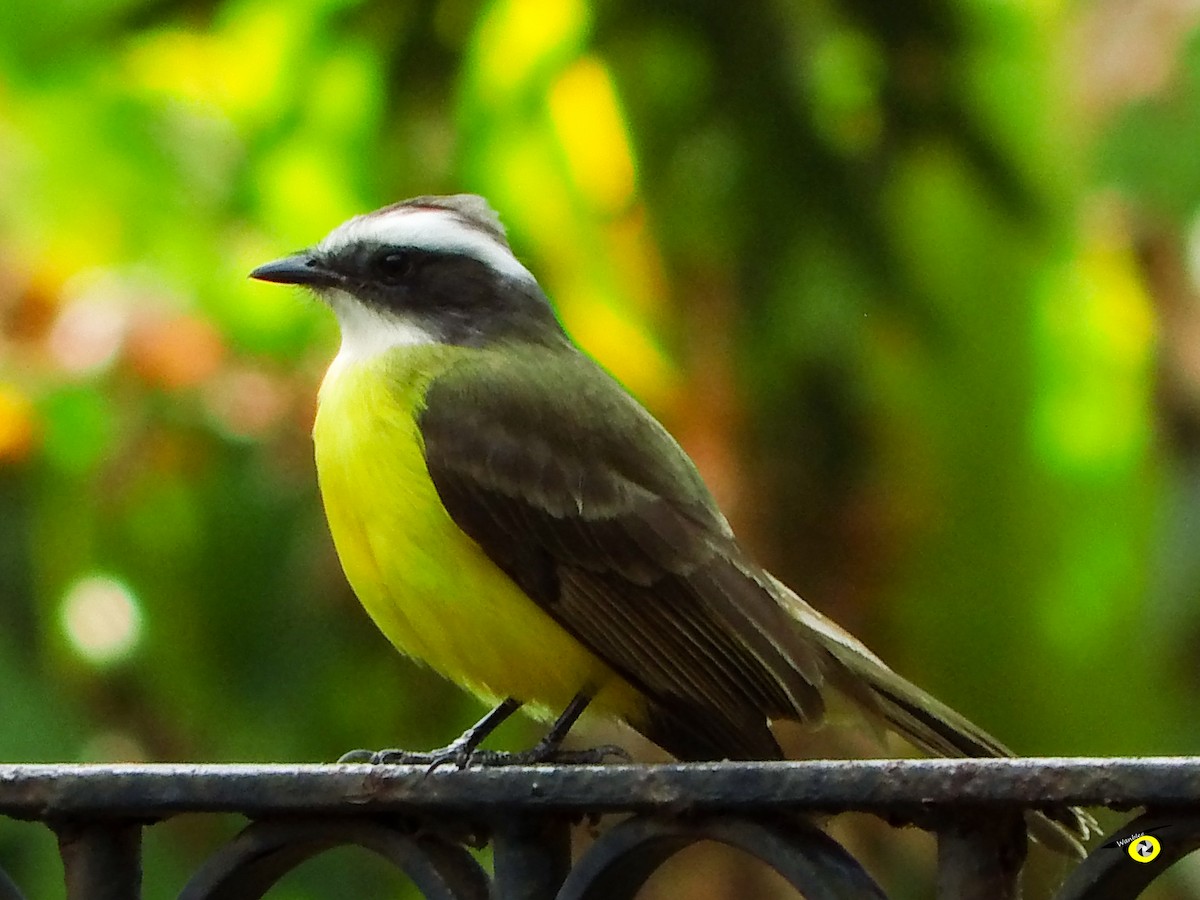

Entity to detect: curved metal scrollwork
[177,817,489,900]
[126,806,1200,900]
[5,761,1200,898]
[1056,811,1200,900]
[556,814,888,900]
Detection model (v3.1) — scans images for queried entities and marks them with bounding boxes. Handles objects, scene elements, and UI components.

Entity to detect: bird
[249,193,1094,853]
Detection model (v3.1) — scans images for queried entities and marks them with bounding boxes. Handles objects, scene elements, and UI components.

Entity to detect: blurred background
[1,0,1199,896]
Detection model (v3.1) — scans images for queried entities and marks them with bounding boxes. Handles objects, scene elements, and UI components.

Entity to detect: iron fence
[0,758,1197,899]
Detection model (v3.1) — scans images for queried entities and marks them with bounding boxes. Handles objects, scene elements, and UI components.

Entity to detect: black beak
[249,253,339,287]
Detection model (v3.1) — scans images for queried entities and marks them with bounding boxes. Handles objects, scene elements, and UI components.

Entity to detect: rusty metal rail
[0,758,1197,899]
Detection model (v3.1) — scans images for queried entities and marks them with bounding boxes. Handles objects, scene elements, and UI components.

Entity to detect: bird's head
[250,194,566,355]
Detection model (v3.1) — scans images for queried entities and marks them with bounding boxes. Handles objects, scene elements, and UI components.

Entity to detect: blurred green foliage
[2,0,1200,897]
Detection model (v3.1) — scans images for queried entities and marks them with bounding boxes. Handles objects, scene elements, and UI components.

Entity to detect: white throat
[322,289,436,381]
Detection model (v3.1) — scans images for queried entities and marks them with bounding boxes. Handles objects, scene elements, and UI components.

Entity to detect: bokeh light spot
[47,277,131,376]
[126,313,225,390]
[60,575,143,666]
[202,365,292,440]
[474,0,588,104]
[548,56,637,213]
[1032,225,1155,477]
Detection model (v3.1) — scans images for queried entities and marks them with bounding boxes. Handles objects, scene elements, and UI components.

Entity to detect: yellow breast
[312,344,642,722]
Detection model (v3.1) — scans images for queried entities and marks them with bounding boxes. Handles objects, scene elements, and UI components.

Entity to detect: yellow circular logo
[1128,835,1161,863]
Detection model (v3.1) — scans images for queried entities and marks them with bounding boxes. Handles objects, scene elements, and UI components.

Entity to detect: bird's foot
[337,742,630,771]
[337,738,475,769]
[464,743,631,768]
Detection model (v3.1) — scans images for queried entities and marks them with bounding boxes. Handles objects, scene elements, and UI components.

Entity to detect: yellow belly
[313,345,642,723]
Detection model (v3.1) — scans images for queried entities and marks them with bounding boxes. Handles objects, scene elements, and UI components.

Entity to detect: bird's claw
[421,740,477,775]
[445,742,631,767]
[550,743,632,765]
[338,747,443,765]
[337,742,630,769]
[338,740,479,770]
[336,748,377,763]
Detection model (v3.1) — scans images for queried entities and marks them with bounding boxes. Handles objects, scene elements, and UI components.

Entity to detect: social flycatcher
[250,194,1092,851]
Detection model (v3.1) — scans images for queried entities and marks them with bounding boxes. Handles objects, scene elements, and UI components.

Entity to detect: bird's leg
[338,697,522,767]
[467,691,631,767]
[528,691,592,757]
[339,692,630,770]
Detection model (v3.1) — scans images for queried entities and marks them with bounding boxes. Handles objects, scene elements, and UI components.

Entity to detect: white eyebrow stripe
[318,207,536,285]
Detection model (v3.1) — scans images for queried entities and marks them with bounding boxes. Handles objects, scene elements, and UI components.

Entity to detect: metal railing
[0,758,1198,899]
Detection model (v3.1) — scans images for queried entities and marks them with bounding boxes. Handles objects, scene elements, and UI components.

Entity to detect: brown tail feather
[847,655,1097,856]
[764,573,1097,855]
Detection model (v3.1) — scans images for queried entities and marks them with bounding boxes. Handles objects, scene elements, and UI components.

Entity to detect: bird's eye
[376,251,413,282]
